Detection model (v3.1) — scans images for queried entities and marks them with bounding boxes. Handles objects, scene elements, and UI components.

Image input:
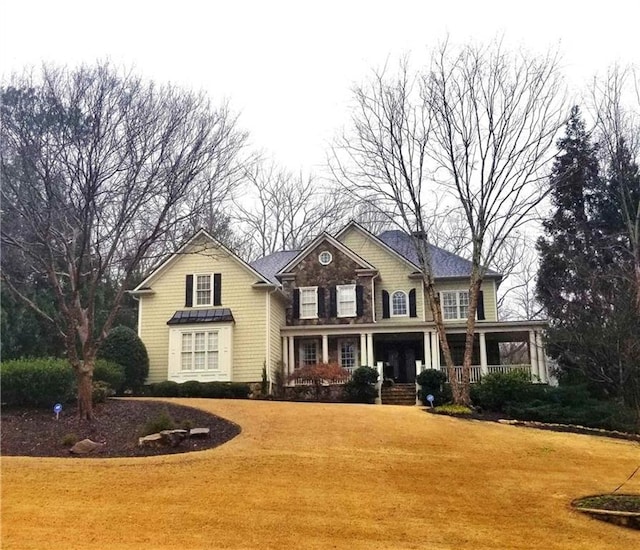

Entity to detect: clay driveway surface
[2,399,639,549]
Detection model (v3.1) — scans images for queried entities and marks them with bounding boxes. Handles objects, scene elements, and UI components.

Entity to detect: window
[318,251,333,265]
[391,290,408,317]
[339,339,357,370]
[195,274,212,306]
[337,284,356,317]
[299,287,318,319]
[441,291,470,320]
[181,330,219,371]
[300,340,318,366]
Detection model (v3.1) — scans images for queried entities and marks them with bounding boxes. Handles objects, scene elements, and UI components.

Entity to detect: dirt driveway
[2,399,638,549]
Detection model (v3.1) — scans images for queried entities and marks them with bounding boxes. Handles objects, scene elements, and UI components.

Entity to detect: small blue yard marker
[426,394,435,409]
[54,403,62,420]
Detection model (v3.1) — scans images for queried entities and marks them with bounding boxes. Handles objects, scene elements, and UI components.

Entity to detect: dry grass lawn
[2,399,639,549]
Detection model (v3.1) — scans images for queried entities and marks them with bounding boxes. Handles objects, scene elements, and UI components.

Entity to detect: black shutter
[382,290,390,319]
[185,275,193,307]
[213,273,222,306]
[409,288,417,318]
[329,286,337,317]
[317,287,326,318]
[477,290,485,320]
[292,289,300,319]
[355,285,364,316]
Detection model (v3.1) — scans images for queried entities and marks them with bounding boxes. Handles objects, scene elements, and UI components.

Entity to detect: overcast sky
[2,1,638,174]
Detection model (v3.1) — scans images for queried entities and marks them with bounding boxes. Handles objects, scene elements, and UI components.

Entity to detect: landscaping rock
[159,429,188,447]
[69,438,102,455]
[138,433,163,447]
[189,427,210,438]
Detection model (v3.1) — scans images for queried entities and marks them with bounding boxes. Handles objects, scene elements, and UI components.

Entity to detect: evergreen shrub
[416,368,451,406]
[93,360,126,394]
[343,366,379,403]
[0,358,75,407]
[98,326,149,393]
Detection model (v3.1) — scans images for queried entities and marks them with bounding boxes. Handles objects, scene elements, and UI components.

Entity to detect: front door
[384,345,417,383]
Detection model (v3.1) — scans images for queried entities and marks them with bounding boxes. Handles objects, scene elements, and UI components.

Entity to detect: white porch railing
[440,364,531,384]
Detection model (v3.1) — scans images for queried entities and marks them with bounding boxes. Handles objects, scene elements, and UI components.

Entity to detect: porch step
[381,383,417,406]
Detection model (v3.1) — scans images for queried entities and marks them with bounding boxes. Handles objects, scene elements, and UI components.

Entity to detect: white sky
[1,0,639,175]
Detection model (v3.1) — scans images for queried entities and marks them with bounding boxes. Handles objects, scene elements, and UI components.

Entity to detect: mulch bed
[0,399,240,458]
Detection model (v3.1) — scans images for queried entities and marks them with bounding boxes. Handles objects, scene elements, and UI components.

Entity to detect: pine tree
[537,106,640,410]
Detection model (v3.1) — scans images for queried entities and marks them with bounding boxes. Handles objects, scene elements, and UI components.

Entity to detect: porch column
[322,334,329,363]
[536,331,547,383]
[360,333,367,366]
[479,332,488,376]
[288,336,295,374]
[282,337,288,374]
[367,333,374,367]
[423,331,432,369]
[431,331,440,370]
[529,330,539,382]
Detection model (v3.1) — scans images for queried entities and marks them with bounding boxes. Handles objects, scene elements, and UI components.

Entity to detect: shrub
[416,368,451,406]
[289,362,350,401]
[98,326,149,393]
[149,380,180,397]
[1,358,75,407]
[140,411,175,436]
[61,433,79,447]
[434,404,473,415]
[471,369,533,412]
[343,366,379,403]
[200,382,251,399]
[92,381,114,404]
[93,360,125,394]
[179,380,204,398]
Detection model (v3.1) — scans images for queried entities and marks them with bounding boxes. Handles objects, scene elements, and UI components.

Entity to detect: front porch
[281,320,549,385]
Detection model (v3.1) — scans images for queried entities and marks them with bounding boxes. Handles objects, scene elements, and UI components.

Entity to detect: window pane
[340,341,356,369]
[181,333,192,352]
[337,285,356,316]
[392,291,407,316]
[194,332,205,351]
[194,351,205,370]
[196,275,211,306]
[442,292,458,319]
[459,291,469,319]
[208,331,218,352]
[300,287,317,318]
[302,341,317,366]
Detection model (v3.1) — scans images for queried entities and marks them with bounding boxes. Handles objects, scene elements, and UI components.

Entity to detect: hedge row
[143,380,251,399]
[1,358,125,407]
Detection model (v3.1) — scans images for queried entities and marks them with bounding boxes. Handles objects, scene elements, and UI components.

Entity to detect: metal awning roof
[167,308,235,325]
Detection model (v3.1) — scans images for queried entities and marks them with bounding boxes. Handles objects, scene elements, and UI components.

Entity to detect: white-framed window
[181,330,219,371]
[339,339,358,370]
[195,274,213,306]
[300,339,319,366]
[391,290,408,317]
[299,287,318,319]
[337,284,356,317]
[318,250,333,265]
[441,290,470,320]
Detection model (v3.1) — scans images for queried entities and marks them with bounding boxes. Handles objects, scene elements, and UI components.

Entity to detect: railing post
[375,361,384,405]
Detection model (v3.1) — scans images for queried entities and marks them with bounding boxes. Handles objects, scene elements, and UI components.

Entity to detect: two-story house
[130,221,549,394]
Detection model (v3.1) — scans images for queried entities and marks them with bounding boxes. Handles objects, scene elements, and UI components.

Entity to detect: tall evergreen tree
[537,106,640,412]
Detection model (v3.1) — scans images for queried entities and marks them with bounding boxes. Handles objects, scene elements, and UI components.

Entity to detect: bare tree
[590,64,640,313]
[233,159,348,259]
[331,41,565,405]
[497,241,543,320]
[1,63,247,419]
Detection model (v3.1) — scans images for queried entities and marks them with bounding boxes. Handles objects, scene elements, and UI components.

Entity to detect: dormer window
[319,251,333,265]
[391,290,408,317]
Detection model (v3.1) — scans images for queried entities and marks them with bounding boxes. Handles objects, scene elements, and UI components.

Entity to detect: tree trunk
[75,360,94,421]
[460,277,483,407]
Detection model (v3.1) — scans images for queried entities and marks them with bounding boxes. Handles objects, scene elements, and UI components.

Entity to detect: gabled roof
[132,228,275,292]
[378,230,502,279]
[336,220,502,280]
[250,250,300,285]
[276,231,376,275]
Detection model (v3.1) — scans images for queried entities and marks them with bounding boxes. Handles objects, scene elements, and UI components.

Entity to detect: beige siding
[139,242,267,383]
[433,280,498,322]
[269,293,286,380]
[339,226,499,323]
[339,226,424,324]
